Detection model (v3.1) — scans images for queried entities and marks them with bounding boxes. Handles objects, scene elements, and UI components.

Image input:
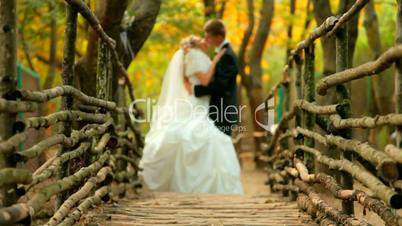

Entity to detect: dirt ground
[238,151,270,196]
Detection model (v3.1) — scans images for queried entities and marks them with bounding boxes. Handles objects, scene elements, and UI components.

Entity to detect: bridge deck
[81,191,316,225]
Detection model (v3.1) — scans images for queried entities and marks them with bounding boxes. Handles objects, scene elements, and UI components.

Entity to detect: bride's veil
[148,49,192,132]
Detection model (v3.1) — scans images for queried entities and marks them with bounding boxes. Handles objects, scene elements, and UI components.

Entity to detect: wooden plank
[81,192,316,225]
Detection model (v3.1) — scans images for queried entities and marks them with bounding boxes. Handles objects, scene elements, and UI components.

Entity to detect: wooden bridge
[1,0,402,225]
[81,192,314,225]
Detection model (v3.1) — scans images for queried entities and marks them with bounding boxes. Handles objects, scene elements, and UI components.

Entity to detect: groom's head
[204,19,226,48]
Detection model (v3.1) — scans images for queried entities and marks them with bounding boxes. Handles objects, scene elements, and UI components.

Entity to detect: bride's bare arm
[195,49,225,86]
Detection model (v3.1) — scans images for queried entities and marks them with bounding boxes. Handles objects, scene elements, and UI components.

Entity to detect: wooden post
[0,0,17,207]
[56,4,77,209]
[281,84,290,151]
[302,44,315,172]
[395,0,402,148]
[294,55,303,139]
[291,55,303,201]
[335,25,354,215]
[96,41,112,102]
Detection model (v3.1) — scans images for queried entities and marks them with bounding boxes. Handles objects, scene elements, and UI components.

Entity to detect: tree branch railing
[263,0,402,225]
[0,2,143,226]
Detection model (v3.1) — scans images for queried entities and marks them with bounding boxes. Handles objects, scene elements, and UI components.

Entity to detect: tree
[203,0,226,20]
[364,1,393,115]
[74,0,162,101]
[312,0,359,78]
[0,0,17,207]
[238,0,275,155]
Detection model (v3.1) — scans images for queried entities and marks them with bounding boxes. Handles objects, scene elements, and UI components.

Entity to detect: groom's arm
[194,54,238,97]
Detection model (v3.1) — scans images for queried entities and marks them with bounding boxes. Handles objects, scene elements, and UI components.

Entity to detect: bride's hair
[180,35,200,53]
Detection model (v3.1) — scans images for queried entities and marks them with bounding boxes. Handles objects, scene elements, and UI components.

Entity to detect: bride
[139,36,244,194]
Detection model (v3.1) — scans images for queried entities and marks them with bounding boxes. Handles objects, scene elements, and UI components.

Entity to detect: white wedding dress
[139,48,244,194]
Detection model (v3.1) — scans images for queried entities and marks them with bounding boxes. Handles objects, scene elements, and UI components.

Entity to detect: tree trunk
[217,0,226,19]
[0,0,17,207]
[396,0,402,147]
[43,1,58,92]
[248,0,274,130]
[286,0,296,58]
[56,4,77,208]
[238,0,254,86]
[364,0,392,148]
[246,0,274,156]
[364,1,389,115]
[312,0,336,77]
[35,1,59,169]
[237,0,256,156]
[75,0,128,98]
[335,24,354,215]
[203,0,216,19]
[75,0,161,102]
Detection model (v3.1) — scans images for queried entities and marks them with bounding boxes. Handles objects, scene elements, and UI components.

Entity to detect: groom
[185,19,239,136]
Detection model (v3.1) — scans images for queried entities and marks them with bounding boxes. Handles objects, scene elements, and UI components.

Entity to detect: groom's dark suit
[194,43,239,136]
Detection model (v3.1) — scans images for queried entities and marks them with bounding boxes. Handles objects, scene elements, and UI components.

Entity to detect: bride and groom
[140,19,244,194]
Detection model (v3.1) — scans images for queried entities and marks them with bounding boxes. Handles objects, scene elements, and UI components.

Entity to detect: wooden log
[28,152,109,213]
[0,152,109,224]
[335,22,354,215]
[17,120,112,160]
[58,185,110,226]
[395,0,402,147]
[272,184,299,193]
[32,155,56,176]
[294,159,315,182]
[0,168,32,187]
[0,0,18,207]
[295,160,401,226]
[302,43,315,171]
[45,167,112,226]
[0,98,37,113]
[118,138,141,157]
[0,132,28,155]
[92,133,111,154]
[295,179,371,226]
[326,0,370,37]
[266,100,341,155]
[28,142,91,189]
[290,16,338,56]
[385,144,402,163]
[329,113,402,129]
[17,134,71,160]
[317,45,402,96]
[115,154,141,171]
[0,203,30,226]
[295,145,402,209]
[264,79,289,107]
[284,167,299,178]
[266,106,296,155]
[297,193,317,217]
[15,85,117,111]
[294,100,338,115]
[23,110,107,129]
[55,3,78,208]
[294,127,398,181]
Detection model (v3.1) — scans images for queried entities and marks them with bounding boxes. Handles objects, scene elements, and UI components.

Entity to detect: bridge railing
[0,1,143,226]
[264,0,402,225]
